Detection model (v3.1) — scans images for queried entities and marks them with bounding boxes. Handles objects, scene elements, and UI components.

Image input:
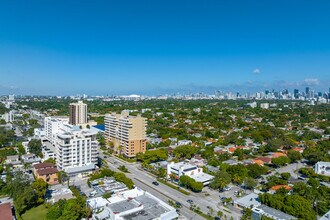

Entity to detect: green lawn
[22,205,48,220]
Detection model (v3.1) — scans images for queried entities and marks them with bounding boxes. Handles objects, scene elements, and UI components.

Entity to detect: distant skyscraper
[306,87,310,98]
[294,89,299,99]
[69,101,88,125]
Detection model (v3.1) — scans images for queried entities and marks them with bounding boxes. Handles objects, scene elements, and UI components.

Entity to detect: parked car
[223,186,231,191]
[187,199,193,204]
[175,202,182,208]
[152,181,159,186]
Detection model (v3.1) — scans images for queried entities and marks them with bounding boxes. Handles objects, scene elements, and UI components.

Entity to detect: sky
[0,0,330,95]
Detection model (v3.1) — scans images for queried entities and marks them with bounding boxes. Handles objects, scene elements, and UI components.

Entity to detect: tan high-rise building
[69,101,88,125]
[105,111,147,157]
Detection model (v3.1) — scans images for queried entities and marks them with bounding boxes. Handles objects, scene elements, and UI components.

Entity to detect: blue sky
[0,0,329,95]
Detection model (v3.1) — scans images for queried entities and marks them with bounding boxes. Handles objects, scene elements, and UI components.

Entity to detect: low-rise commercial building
[252,205,296,220]
[167,161,214,186]
[87,187,178,220]
[234,193,261,209]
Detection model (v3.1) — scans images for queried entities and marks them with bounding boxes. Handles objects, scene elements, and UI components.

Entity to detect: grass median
[157,178,190,195]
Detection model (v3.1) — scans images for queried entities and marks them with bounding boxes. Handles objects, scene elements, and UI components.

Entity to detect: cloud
[253,68,261,74]
[301,78,320,86]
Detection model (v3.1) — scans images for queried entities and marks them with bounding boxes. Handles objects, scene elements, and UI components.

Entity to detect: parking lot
[71,176,93,196]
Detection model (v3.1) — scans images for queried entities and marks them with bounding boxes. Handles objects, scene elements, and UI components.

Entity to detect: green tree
[271,156,290,167]
[173,145,198,159]
[280,172,291,180]
[246,164,268,179]
[46,199,66,220]
[28,139,43,157]
[287,150,302,163]
[32,178,48,203]
[209,171,231,190]
[244,177,257,190]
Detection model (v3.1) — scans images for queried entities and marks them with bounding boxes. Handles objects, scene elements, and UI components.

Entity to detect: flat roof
[65,164,95,174]
[255,204,296,220]
[170,162,196,171]
[234,193,260,208]
[123,194,175,220]
[190,172,214,183]
[320,210,330,220]
[108,199,140,213]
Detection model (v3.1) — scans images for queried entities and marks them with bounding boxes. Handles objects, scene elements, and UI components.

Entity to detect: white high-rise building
[56,128,98,175]
[69,101,88,125]
[44,117,70,145]
[44,116,99,176]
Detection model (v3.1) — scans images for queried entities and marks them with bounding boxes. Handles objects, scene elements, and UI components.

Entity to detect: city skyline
[1,0,330,95]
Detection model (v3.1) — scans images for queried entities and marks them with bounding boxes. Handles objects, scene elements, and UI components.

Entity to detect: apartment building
[69,101,88,125]
[45,116,69,145]
[105,111,147,157]
[56,128,99,176]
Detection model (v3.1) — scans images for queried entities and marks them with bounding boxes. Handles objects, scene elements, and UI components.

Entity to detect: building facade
[45,116,69,145]
[69,101,88,125]
[315,161,330,176]
[105,111,147,157]
[167,161,214,186]
[55,129,99,173]
[33,162,59,185]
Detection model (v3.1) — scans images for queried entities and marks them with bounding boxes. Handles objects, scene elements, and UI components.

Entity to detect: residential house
[0,203,14,220]
[5,155,21,166]
[33,162,59,185]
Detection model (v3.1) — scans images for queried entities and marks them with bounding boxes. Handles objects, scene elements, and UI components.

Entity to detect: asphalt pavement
[100,152,242,220]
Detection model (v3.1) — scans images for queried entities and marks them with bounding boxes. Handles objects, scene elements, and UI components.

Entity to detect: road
[100,152,242,220]
[262,162,304,179]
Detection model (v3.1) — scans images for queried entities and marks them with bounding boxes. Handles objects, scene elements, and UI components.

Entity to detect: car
[152,181,159,186]
[187,199,193,204]
[175,202,182,208]
[223,186,231,191]
[104,156,108,158]
[214,217,221,220]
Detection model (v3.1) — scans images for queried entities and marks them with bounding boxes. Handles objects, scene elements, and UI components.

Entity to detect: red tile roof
[270,185,292,191]
[253,159,264,166]
[256,157,272,163]
[272,152,287,158]
[37,167,59,176]
[0,203,13,220]
[33,162,55,169]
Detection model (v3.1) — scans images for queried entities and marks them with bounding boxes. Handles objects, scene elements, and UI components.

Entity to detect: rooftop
[253,204,297,220]
[234,193,260,208]
[0,203,13,220]
[37,167,59,175]
[108,199,140,213]
[170,161,196,171]
[65,163,95,174]
[33,162,55,169]
[190,172,214,183]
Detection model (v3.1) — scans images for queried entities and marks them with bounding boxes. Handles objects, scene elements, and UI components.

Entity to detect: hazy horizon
[1,0,330,95]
